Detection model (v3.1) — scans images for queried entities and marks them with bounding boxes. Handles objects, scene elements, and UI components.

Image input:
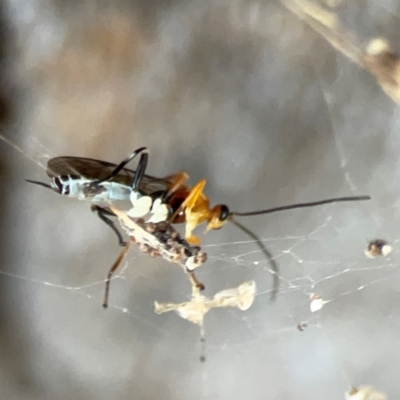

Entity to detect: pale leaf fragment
[155,281,256,337]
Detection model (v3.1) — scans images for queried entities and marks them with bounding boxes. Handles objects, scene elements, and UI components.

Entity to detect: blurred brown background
[1,1,399,399]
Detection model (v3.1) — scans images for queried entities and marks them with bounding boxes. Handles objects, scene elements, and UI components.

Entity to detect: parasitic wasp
[27,146,371,305]
[28,146,371,246]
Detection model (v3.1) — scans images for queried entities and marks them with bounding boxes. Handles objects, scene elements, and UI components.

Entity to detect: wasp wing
[47,157,129,180]
[47,157,173,195]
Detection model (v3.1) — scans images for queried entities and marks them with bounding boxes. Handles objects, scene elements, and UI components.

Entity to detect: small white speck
[381,245,392,257]
[310,294,326,312]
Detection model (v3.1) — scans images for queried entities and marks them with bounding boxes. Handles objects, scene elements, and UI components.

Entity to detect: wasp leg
[170,179,207,245]
[131,149,149,190]
[94,147,148,185]
[103,240,133,308]
[188,271,205,291]
[91,205,127,247]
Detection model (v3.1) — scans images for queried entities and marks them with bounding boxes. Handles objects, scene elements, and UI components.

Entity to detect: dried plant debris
[365,239,392,259]
[362,39,400,104]
[154,280,256,338]
[345,385,387,400]
[111,206,207,271]
[102,207,207,308]
[282,0,400,104]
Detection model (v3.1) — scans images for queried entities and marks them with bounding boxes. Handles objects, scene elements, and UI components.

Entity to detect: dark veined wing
[47,157,128,180]
[47,156,173,194]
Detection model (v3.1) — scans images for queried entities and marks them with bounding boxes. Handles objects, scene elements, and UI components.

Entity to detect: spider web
[0,127,394,399]
[1,1,397,399]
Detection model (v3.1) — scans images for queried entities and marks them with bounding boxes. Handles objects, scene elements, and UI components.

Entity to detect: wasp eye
[219,205,230,221]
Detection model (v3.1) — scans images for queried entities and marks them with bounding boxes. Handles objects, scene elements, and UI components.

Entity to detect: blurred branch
[282,0,400,104]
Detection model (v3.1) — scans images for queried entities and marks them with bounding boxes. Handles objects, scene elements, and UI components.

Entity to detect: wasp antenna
[26,179,56,191]
[231,195,371,217]
[229,218,279,301]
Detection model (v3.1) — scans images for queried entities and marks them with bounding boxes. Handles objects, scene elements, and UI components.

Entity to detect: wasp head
[206,204,231,231]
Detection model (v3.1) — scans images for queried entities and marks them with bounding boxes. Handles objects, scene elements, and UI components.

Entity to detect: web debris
[110,206,207,290]
[155,279,256,337]
[364,239,392,259]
